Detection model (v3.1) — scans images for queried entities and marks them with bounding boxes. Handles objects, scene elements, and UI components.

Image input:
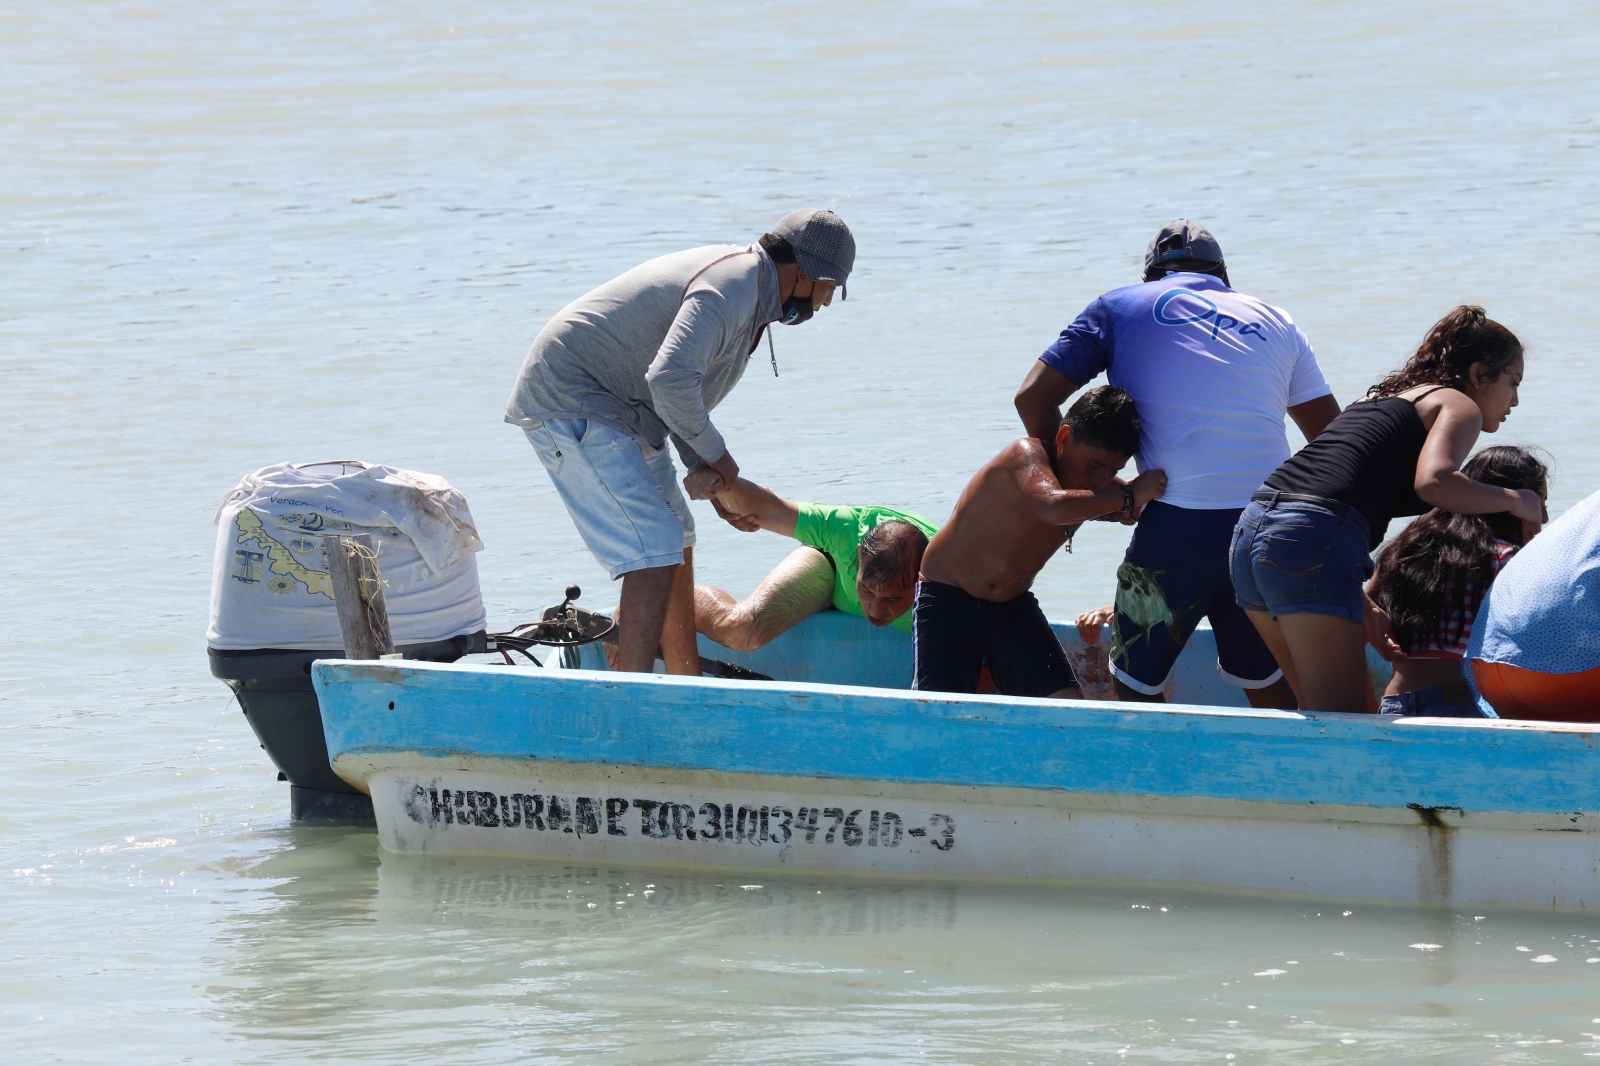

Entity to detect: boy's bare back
[921,435,1165,602]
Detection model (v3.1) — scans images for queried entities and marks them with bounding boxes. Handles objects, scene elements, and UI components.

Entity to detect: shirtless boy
[915,386,1166,698]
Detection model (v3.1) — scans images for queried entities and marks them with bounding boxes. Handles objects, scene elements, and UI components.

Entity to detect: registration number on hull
[389,780,957,856]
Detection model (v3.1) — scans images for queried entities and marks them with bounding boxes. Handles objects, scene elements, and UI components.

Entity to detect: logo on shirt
[1152,288,1264,341]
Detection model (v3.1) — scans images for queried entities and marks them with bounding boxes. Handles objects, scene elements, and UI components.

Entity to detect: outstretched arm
[648,292,732,466]
[1415,395,1542,520]
[710,478,801,537]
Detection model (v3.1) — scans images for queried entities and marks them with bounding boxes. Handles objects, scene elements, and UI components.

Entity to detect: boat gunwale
[312,660,1600,818]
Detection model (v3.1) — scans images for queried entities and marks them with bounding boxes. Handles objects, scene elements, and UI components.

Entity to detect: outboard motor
[206,461,488,824]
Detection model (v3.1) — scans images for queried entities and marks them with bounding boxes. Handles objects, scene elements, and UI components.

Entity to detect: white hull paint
[313,614,1600,907]
[349,754,1600,906]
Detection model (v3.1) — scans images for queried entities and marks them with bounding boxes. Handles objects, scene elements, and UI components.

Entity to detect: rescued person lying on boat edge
[694,477,936,651]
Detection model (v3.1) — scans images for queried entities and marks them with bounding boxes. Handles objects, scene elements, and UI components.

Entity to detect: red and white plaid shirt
[1406,540,1519,660]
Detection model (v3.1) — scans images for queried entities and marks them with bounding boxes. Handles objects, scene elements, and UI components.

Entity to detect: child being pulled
[914,386,1166,698]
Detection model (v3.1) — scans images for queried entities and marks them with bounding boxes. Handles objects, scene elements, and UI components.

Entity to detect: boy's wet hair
[1063,386,1141,458]
[858,520,928,589]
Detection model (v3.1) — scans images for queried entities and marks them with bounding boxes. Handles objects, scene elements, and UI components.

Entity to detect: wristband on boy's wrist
[1121,485,1135,516]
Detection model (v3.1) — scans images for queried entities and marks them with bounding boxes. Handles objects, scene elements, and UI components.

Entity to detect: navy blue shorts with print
[1112,500,1284,695]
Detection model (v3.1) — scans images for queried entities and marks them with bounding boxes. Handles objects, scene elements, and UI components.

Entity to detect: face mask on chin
[778,296,815,326]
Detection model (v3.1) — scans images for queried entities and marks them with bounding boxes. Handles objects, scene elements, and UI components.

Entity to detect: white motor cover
[207,461,487,651]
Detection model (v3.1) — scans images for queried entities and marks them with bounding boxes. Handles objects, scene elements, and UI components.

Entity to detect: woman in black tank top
[1228,306,1544,714]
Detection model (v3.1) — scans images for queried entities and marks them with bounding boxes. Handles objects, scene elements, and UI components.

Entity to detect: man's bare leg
[695,546,835,653]
[1243,676,1298,710]
[1113,678,1165,703]
[659,547,700,675]
[1047,686,1084,700]
[615,564,678,672]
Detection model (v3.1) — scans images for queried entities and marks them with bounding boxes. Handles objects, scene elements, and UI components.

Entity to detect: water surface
[5,0,1600,1060]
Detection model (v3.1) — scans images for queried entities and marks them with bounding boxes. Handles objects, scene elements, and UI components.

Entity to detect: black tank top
[1263,387,1453,549]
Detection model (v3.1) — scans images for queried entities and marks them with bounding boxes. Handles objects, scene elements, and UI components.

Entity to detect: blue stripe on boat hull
[313,660,1600,817]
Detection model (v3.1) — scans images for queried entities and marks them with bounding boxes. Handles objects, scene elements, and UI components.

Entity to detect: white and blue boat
[312,612,1600,906]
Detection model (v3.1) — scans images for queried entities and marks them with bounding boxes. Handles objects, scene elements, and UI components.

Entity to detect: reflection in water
[373,858,961,938]
[205,844,1600,1063]
[205,827,382,1038]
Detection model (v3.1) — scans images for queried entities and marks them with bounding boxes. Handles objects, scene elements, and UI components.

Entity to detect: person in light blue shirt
[1467,486,1600,720]
[1015,220,1341,708]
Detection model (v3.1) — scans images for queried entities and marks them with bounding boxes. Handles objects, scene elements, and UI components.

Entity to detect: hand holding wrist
[708,451,739,485]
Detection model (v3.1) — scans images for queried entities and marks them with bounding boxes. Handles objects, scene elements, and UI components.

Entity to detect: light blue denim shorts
[1229,492,1374,625]
[525,418,696,578]
[1378,679,1490,718]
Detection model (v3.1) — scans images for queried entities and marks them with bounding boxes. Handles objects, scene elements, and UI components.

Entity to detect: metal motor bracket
[488,585,618,652]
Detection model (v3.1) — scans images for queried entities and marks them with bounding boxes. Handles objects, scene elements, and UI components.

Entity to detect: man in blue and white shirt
[1015,220,1340,707]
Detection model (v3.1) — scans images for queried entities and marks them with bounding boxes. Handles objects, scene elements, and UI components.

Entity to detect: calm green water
[5,1,1600,1060]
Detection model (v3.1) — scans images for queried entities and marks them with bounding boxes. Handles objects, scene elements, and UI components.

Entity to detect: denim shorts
[1229,493,1374,625]
[1378,679,1490,718]
[525,418,696,578]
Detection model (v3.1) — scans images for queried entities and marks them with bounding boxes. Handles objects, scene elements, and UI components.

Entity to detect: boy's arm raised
[1009,441,1165,526]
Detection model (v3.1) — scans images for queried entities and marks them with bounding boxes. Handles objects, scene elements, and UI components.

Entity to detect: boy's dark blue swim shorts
[912,579,1078,698]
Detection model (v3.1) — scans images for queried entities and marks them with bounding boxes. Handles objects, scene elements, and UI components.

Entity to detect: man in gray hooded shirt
[506,209,856,674]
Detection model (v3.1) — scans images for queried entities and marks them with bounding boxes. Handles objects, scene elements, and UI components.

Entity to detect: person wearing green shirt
[695,478,937,652]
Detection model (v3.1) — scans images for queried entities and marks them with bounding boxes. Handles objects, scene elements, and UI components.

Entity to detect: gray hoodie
[504,244,781,466]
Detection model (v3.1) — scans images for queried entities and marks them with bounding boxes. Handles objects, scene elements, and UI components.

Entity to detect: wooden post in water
[323,533,396,660]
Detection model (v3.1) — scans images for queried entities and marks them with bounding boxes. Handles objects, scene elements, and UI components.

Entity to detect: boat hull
[313,655,1600,906]
[348,753,1600,904]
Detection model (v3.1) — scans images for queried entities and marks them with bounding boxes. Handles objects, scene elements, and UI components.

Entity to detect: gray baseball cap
[1144,219,1225,272]
[770,209,855,299]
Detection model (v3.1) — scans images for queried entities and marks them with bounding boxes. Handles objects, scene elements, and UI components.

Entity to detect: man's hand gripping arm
[708,478,801,537]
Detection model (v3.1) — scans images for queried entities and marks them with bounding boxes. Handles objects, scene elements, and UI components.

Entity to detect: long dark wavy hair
[1369,446,1547,653]
[1368,305,1523,399]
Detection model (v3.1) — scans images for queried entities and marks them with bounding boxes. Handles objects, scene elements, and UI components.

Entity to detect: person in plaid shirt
[1367,446,1548,716]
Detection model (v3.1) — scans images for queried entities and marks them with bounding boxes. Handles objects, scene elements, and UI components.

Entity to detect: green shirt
[792,503,939,633]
